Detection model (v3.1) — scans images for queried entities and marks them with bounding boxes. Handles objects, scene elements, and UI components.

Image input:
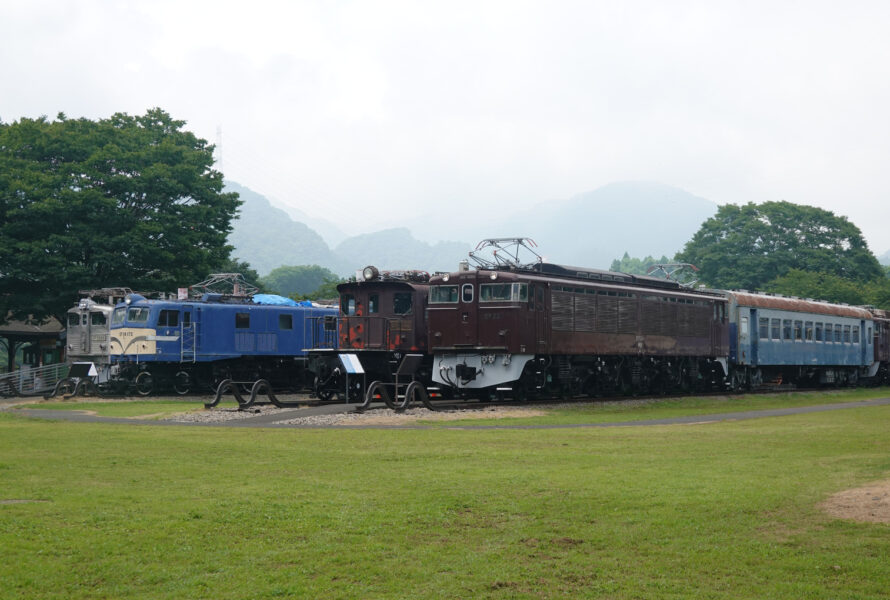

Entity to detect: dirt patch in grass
[821,480,890,524]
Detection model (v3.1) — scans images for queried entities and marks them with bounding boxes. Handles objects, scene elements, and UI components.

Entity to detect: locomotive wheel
[313,376,335,402]
[134,371,154,396]
[174,371,191,395]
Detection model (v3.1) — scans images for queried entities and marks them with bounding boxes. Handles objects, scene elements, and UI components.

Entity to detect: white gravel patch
[165,404,291,423]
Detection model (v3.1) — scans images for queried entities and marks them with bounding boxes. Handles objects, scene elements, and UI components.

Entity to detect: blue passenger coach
[725,291,874,388]
[109,293,338,394]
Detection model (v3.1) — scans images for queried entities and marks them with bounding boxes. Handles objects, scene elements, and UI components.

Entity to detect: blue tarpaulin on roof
[252,294,312,307]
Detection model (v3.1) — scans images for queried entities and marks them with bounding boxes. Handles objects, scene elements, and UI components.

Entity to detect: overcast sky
[3,0,890,254]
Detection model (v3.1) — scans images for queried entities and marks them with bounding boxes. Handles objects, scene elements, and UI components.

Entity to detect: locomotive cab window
[430,285,458,303]
[91,312,107,326]
[368,294,379,314]
[235,313,250,329]
[279,314,293,330]
[479,283,528,302]
[183,312,191,327]
[127,307,150,324]
[112,307,126,325]
[461,284,474,303]
[158,310,179,327]
[341,294,356,316]
[68,313,80,327]
[394,292,413,315]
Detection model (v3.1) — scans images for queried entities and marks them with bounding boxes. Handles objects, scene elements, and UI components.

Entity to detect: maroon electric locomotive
[427,239,729,399]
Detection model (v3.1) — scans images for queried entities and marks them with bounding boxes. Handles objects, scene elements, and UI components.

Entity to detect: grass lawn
[2,394,890,598]
[422,387,890,427]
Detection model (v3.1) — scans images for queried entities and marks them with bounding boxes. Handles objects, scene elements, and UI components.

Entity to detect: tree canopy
[259,265,342,299]
[0,109,240,323]
[609,252,671,276]
[675,201,883,291]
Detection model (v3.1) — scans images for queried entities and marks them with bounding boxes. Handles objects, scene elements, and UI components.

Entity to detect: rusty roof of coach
[725,291,872,319]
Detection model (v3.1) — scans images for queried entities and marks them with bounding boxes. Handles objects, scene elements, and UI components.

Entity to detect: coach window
[394,292,413,315]
[461,284,474,303]
[835,325,843,343]
[868,326,873,342]
[759,318,769,340]
[825,324,833,343]
[368,294,379,314]
[793,320,803,341]
[183,312,191,327]
[783,319,792,340]
[740,317,749,337]
[341,294,356,316]
[235,313,250,329]
[805,321,813,341]
[853,326,860,343]
[279,314,293,330]
[771,318,781,340]
[843,325,851,343]
[815,322,823,342]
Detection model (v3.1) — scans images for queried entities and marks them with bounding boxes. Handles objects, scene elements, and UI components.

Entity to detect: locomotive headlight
[490,272,498,280]
[442,274,450,282]
[362,266,379,281]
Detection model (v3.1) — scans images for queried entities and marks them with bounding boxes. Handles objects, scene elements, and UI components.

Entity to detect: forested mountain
[334,229,470,274]
[409,182,719,268]
[226,183,469,276]
[226,181,351,276]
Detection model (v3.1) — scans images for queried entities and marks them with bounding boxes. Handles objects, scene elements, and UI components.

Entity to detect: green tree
[0,109,240,324]
[295,276,345,302]
[763,269,867,305]
[260,265,341,298]
[676,201,883,290]
[212,258,266,293]
[609,252,671,276]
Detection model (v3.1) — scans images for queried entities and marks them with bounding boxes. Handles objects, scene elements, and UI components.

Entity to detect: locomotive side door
[536,284,548,353]
[459,281,478,345]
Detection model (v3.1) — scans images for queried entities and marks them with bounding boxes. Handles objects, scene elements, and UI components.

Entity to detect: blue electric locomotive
[108,293,338,395]
[725,291,875,388]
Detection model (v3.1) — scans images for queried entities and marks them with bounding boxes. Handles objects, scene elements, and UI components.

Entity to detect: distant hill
[443,182,718,268]
[225,182,351,276]
[265,198,349,248]
[334,229,471,274]
[226,182,470,276]
[879,250,890,266]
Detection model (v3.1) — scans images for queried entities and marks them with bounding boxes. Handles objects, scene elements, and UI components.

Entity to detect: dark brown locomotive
[308,267,433,400]
[428,262,729,399]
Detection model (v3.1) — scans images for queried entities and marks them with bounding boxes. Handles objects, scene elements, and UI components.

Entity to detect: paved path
[4,397,890,430]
